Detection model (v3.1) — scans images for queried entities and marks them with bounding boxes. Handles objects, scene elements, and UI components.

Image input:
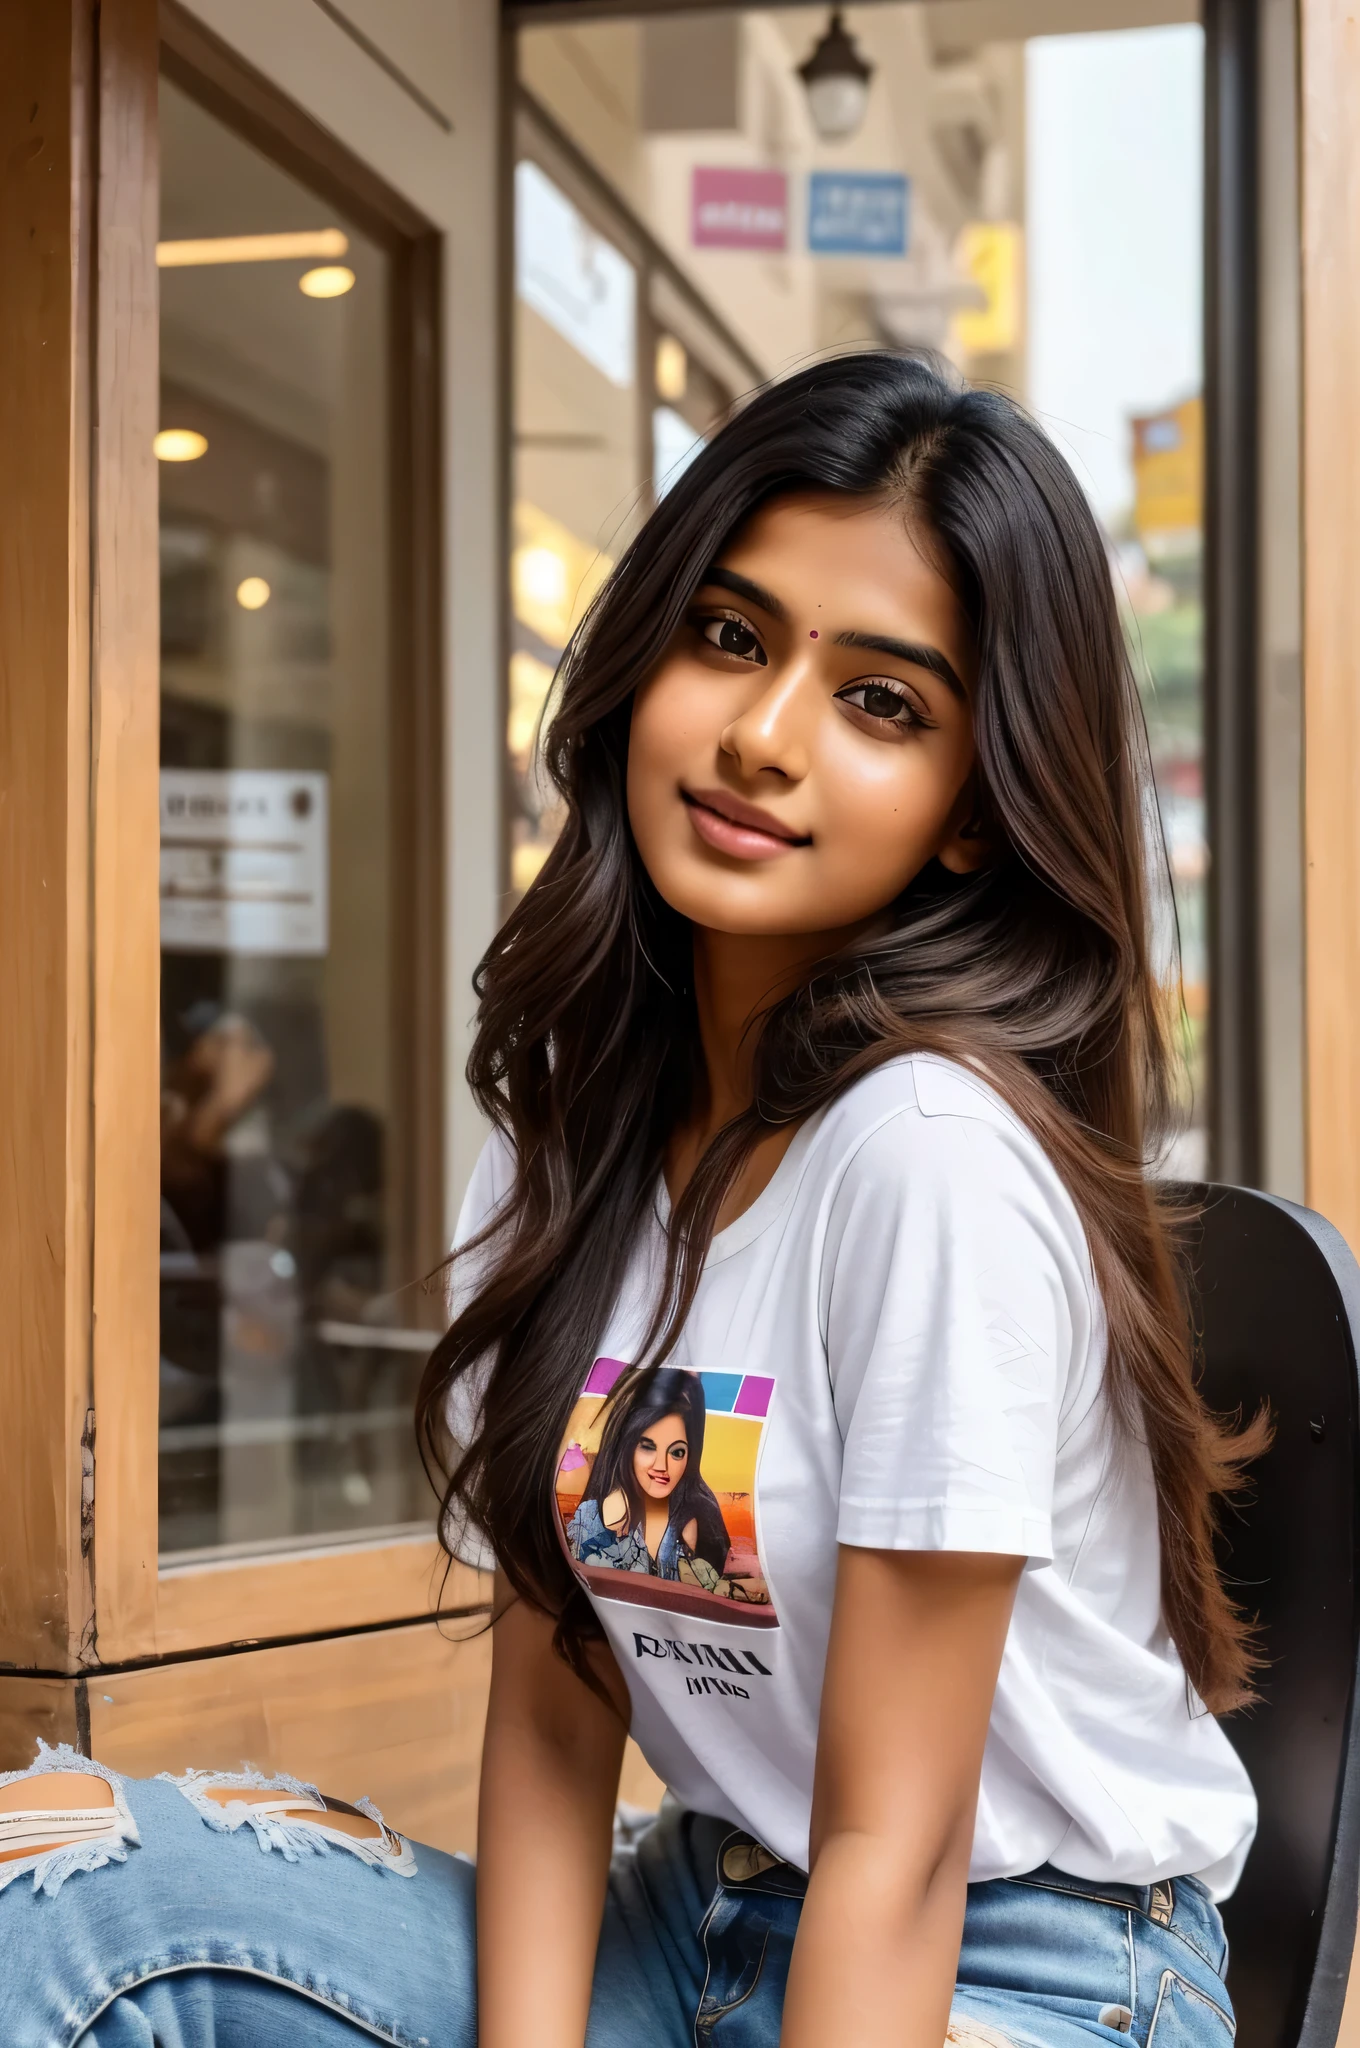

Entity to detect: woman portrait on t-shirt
[1,353,1264,2048]
[565,1366,733,1589]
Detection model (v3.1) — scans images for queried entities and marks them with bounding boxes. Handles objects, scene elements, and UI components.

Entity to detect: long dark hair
[582,1366,729,1575]
[418,351,1265,1712]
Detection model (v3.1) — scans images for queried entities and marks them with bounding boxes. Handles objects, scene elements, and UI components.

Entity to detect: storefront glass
[157,79,431,1560]
[512,4,1207,1161]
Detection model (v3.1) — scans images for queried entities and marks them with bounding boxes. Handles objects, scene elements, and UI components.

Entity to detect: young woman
[0,352,1260,2048]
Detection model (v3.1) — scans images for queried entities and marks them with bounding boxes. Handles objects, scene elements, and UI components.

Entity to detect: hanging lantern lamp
[798,10,875,144]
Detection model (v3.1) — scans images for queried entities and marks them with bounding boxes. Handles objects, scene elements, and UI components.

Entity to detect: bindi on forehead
[809,630,818,638]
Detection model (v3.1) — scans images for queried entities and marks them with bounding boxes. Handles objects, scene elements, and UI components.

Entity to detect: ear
[936,772,995,876]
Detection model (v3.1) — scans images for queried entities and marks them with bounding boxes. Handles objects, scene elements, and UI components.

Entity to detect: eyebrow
[833,631,967,701]
[699,567,966,700]
[703,566,787,618]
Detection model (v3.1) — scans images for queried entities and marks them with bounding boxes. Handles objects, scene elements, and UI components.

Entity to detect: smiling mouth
[681,788,811,860]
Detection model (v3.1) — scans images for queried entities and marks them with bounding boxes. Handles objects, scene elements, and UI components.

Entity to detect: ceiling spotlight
[236,576,271,611]
[299,264,355,298]
[154,428,208,462]
[798,10,874,144]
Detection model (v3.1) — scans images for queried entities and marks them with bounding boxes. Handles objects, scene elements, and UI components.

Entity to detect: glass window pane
[157,78,430,1561]
[1023,26,1206,1170]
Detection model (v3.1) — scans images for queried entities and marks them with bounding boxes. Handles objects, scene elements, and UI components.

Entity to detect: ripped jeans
[0,1746,1237,2048]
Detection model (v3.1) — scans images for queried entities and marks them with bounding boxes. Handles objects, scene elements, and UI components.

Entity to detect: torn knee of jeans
[0,1742,139,1899]
[160,1766,416,1878]
[947,2019,1018,2048]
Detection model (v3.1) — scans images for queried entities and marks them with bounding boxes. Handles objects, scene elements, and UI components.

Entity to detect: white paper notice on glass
[160,769,329,957]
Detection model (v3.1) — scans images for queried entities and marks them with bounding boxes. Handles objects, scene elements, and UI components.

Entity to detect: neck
[689,923,868,1140]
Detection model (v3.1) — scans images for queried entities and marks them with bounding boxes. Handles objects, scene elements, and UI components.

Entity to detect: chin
[656,873,833,937]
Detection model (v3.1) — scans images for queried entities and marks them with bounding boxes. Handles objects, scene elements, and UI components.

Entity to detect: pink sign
[691,168,788,252]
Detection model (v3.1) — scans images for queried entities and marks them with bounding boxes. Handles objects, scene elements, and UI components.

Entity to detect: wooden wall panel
[0,1628,662,1858]
[1302,0,1360,1247]
[0,1679,82,1773]
[88,1621,494,1853]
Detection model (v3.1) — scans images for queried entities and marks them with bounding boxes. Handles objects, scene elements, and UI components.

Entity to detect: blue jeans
[0,1747,1236,2048]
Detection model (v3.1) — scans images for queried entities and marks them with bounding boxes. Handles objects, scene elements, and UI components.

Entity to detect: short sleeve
[822,1101,1092,1566]
[440,1127,517,1570]
[447,1126,517,1318]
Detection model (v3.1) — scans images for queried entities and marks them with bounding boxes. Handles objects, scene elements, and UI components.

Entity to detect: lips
[682,787,810,861]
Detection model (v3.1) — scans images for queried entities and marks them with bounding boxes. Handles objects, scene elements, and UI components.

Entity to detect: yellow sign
[1131,396,1202,540]
[953,223,1022,357]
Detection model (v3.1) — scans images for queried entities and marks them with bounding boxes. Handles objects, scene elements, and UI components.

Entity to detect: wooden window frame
[93,3,474,1667]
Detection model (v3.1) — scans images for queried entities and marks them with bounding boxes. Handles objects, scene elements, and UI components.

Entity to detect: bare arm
[477,1573,629,2048]
[780,1547,1023,2048]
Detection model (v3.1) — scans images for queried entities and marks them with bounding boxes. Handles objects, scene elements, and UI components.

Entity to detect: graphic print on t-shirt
[556,1358,779,1628]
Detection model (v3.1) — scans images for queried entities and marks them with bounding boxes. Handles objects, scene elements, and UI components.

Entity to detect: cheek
[629,665,705,788]
[814,730,965,880]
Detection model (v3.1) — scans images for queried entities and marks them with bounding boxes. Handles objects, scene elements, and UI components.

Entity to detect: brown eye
[699,614,767,664]
[862,684,909,719]
[837,680,922,728]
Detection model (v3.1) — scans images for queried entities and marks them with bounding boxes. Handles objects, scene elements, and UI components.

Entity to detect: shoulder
[446,1126,518,1323]
[452,1125,517,1253]
[812,1052,1049,1176]
[812,1055,1092,1277]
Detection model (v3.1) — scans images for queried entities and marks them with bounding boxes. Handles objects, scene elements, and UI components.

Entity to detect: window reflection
[157,79,431,1560]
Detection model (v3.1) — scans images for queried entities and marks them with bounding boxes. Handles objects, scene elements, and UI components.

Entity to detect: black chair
[1186,1184,1360,2048]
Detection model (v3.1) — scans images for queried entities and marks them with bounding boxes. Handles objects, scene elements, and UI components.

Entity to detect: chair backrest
[1186,1184,1360,2048]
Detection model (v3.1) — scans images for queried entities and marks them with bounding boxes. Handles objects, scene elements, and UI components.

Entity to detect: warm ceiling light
[156,229,349,267]
[798,10,875,143]
[154,428,208,462]
[655,334,688,404]
[235,577,271,611]
[299,265,356,299]
[515,546,569,610]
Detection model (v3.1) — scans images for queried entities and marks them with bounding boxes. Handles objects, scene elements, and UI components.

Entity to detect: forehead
[717,492,967,652]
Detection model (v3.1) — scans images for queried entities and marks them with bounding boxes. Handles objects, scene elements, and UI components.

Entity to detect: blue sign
[808,172,909,257]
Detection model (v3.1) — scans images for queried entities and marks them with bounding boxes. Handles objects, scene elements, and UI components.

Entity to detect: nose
[718,658,814,785]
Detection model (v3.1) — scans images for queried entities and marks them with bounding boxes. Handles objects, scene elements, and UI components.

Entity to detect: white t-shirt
[450,1054,1257,1899]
